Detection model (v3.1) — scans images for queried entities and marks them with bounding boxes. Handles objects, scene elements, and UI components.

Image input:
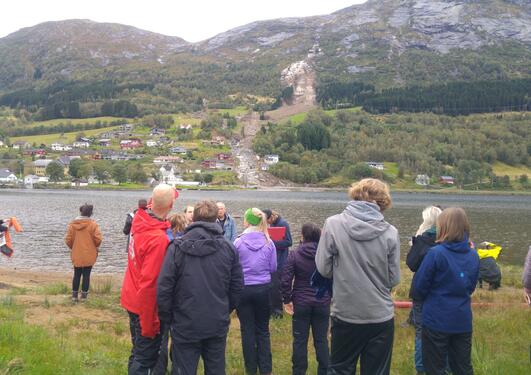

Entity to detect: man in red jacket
[121,184,176,375]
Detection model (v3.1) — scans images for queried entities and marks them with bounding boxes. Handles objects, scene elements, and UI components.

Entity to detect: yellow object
[477,242,502,260]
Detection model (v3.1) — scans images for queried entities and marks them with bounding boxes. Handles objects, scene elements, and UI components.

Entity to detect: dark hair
[193,200,218,223]
[138,199,148,210]
[302,223,321,243]
[261,208,272,219]
[80,204,93,217]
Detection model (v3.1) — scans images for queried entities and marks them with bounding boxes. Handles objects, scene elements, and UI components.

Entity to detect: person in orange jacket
[65,204,102,302]
[120,184,177,375]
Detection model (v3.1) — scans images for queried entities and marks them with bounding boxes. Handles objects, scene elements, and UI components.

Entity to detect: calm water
[0,189,529,273]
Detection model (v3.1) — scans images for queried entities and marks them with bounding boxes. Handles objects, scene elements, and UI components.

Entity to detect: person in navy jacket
[413,207,479,375]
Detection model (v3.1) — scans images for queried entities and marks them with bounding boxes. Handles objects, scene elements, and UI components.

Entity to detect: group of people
[59,178,531,375]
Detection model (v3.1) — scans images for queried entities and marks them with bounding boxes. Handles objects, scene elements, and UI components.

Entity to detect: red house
[120,138,143,149]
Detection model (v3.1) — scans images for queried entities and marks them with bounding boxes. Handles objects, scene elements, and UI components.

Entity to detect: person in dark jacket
[413,207,479,375]
[234,207,277,375]
[157,200,244,375]
[406,205,442,374]
[281,223,331,375]
[262,209,292,318]
[123,199,148,252]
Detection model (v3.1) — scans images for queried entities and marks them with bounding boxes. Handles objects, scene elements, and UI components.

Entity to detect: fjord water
[0,189,529,273]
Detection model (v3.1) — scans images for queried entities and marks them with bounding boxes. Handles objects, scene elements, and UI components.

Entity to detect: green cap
[244,208,261,226]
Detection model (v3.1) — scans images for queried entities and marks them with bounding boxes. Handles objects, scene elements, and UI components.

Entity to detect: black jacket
[406,230,437,300]
[157,221,244,343]
[272,216,293,251]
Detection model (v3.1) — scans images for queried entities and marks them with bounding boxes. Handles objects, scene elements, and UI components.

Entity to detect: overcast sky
[1,0,366,42]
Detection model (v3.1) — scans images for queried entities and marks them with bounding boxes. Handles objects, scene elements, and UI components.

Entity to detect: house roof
[0,169,15,178]
[33,159,54,167]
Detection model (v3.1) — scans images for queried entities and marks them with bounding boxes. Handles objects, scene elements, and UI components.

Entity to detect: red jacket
[120,209,170,337]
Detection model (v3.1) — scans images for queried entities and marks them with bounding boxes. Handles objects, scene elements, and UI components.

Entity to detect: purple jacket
[281,242,331,306]
[234,231,277,286]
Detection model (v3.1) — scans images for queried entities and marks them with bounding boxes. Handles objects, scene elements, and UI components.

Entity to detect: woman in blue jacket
[413,207,479,375]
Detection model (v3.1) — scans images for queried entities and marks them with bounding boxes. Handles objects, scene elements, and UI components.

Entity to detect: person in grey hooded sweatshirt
[316,178,400,375]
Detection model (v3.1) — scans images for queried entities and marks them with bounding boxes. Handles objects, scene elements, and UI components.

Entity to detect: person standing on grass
[262,208,292,319]
[157,200,243,375]
[65,203,102,303]
[413,207,479,375]
[406,205,443,375]
[234,208,277,375]
[316,178,400,375]
[217,201,238,242]
[121,184,176,375]
[281,223,330,375]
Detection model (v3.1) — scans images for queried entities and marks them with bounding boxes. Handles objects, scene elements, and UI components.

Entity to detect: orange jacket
[65,217,102,267]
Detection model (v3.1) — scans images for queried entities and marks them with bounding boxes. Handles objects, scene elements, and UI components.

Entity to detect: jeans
[422,327,473,375]
[328,317,394,375]
[270,249,288,313]
[171,335,227,375]
[72,266,92,293]
[128,311,163,375]
[292,304,330,375]
[411,301,424,372]
[237,283,272,374]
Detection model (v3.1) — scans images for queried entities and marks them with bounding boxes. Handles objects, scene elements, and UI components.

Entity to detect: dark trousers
[422,327,473,375]
[72,266,92,293]
[411,301,424,372]
[328,317,394,375]
[171,335,227,375]
[128,311,163,375]
[153,325,170,375]
[269,249,288,314]
[237,284,272,374]
[292,304,330,375]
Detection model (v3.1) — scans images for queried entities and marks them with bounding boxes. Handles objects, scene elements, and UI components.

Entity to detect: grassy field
[492,162,531,178]
[27,117,127,128]
[10,126,119,144]
[0,264,529,374]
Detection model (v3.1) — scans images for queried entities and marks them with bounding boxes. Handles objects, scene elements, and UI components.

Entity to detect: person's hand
[283,302,294,316]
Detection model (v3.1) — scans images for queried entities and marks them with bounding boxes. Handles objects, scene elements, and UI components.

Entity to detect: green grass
[27,117,126,128]
[210,106,249,117]
[492,162,531,178]
[10,126,119,144]
[39,283,69,296]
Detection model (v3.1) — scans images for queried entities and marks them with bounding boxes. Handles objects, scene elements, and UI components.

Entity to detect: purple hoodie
[234,231,277,285]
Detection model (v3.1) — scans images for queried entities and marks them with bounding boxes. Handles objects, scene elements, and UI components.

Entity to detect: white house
[367,162,384,170]
[12,141,31,150]
[0,140,5,148]
[24,174,49,186]
[159,165,200,187]
[73,141,90,148]
[415,174,430,186]
[51,143,73,151]
[264,154,279,164]
[146,140,158,147]
[0,169,18,183]
[154,156,183,164]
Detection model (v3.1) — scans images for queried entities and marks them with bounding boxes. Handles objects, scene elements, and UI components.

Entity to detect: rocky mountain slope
[0,0,530,105]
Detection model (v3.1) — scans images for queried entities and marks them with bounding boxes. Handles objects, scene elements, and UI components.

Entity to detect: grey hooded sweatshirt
[316,200,400,324]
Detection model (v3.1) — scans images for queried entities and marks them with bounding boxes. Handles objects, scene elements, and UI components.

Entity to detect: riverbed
[0,189,529,273]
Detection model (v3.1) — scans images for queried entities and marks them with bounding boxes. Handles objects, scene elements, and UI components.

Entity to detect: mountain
[0,0,530,116]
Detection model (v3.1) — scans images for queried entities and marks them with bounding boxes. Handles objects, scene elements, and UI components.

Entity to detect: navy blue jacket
[413,239,479,333]
[271,216,292,251]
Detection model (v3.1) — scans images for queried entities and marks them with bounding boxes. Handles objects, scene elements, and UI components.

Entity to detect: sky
[1,0,366,42]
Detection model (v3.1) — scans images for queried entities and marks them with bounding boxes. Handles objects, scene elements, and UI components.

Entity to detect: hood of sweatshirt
[179,221,225,257]
[441,237,471,253]
[341,201,390,241]
[70,216,92,231]
[299,241,318,259]
[131,208,169,235]
[238,231,269,252]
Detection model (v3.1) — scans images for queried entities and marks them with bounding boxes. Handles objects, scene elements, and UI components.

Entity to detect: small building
[0,169,18,183]
[217,153,232,161]
[73,141,90,149]
[170,146,188,154]
[24,174,49,186]
[367,162,384,170]
[120,138,142,150]
[201,159,233,170]
[24,148,47,156]
[150,128,166,136]
[12,141,31,150]
[71,178,89,187]
[146,140,158,147]
[98,139,111,147]
[33,159,54,176]
[51,143,72,151]
[179,124,192,131]
[264,154,279,165]
[439,176,455,185]
[415,174,430,186]
[57,155,81,174]
[159,165,200,187]
[154,156,184,164]
[119,124,133,132]
[0,140,5,148]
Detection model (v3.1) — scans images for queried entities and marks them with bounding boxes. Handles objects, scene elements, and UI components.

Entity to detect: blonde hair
[348,178,392,211]
[168,213,187,235]
[245,207,270,240]
[436,207,471,243]
[416,206,443,236]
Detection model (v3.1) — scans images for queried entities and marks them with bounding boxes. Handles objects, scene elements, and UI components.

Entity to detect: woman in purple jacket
[281,223,331,375]
[234,208,277,375]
